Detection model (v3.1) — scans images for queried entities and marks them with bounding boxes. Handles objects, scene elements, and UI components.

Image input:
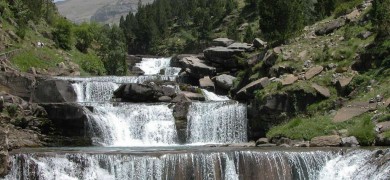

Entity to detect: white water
[318,149,390,180]
[135,57,181,76]
[202,89,230,101]
[4,149,338,180]
[86,103,178,146]
[187,101,247,144]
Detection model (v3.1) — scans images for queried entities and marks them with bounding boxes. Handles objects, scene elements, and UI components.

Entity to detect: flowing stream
[2,57,389,179]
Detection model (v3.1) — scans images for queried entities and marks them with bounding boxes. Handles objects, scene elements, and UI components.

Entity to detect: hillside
[56,0,153,24]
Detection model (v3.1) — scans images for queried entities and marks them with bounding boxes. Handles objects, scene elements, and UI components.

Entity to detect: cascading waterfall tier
[86,103,178,147]
[187,101,247,144]
[3,148,338,180]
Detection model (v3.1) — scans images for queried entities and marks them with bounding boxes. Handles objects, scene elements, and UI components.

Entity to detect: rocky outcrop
[215,74,236,90]
[341,136,359,147]
[336,76,354,96]
[212,38,234,47]
[113,83,176,102]
[236,77,269,100]
[0,71,36,101]
[315,18,345,36]
[178,91,205,101]
[40,103,91,146]
[32,79,77,103]
[199,76,215,91]
[203,47,244,68]
[0,127,9,178]
[179,56,216,79]
[281,74,298,86]
[305,66,323,80]
[312,83,331,98]
[310,135,342,147]
[333,102,376,122]
[172,95,192,144]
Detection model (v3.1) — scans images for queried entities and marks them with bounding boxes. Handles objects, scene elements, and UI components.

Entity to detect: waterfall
[3,149,338,180]
[86,103,178,146]
[202,89,230,101]
[318,149,390,180]
[187,101,247,144]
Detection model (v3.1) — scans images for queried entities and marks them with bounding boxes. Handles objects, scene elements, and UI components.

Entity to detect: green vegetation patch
[347,113,376,145]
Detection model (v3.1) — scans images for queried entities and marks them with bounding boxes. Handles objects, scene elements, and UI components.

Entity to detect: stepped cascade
[2,58,389,180]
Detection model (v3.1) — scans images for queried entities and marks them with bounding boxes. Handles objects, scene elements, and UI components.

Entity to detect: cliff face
[56,0,153,24]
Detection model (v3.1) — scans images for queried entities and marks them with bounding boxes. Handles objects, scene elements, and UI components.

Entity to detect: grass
[347,113,376,146]
[266,115,348,140]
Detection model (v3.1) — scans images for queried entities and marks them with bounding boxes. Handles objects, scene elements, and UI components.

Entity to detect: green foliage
[243,25,255,43]
[333,0,364,17]
[53,18,73,50]
[257,0,306,42]
[74,52,106,75]
[315,0,336,19]
[377,114,390,123]
[74,23,94,53]
[372,0,390,38]
[98,25,127,75]
[266,115,347,140]
[5,104,18,117]
[348,114,376,145]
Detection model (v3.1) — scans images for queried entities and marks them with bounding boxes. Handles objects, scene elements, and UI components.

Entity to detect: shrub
[334,0,364,17]
[53,18,73,50]
[348,114,376,145]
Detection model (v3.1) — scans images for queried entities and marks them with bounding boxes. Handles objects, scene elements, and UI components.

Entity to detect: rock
[179,56,216,79]
[215,74,236,90]
[256,143,277,147]
[130,66,145,75]
[255,137,269,145]
[199,76,215,91]
[114,83,176,102]
[172,94,191,103]
[305,66,323,80]
[279,144,291,147]
[376,121,390,133]
[0,71,36,101]
[312,83,331,98]
[281,74,298,86]
[315,18,345,36]
[269,65,295,78]
[158,96,172,102]
[253,38,267,48]
[336,76,354,95]
[376,133,390,146]
[40,103,90,141]
[7,127,43,149]
[271,137,292,146]
[0,127,9,178]
[236,77,269,99]
[228,142,256,147]
[358,31,372,39]
[298,50,308,60]
[179,91,205,101]
[385,97,390,108]
[341,136,359,147]
[310,135,341,147]
[293,141,310,147]
[212,38,234,47]
[203,47,244,68]
[32,79,77,103]
[333,102,375,122]
[263,49,278,67]
[228,42,254,51]
[346,9,360,22]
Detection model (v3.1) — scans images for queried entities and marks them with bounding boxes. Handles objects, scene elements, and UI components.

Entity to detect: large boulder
[0,127,9,178]
[40,103,90,145]
[179,56,216,79]
[228,42,254,51]
[199,76,215,91]
[0,71,36,101]
[310,135,342,147]
[179,91,205,101]
[215,74,236,90]
[113,83,176,102]
[203,47,244,68]
[32,79,77,103]
[263,49,279,67]
[212,38,234,47]
[305,66,323,80]
[315,18,345,36]
[253,38,267,49]
[172,95,192,144]
[312,83,331,98]
[236,77,269,100]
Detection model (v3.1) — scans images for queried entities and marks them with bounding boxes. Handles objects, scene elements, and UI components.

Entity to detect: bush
[79,53,106,75]
[53,18,73,50]
[348,114,376,145]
